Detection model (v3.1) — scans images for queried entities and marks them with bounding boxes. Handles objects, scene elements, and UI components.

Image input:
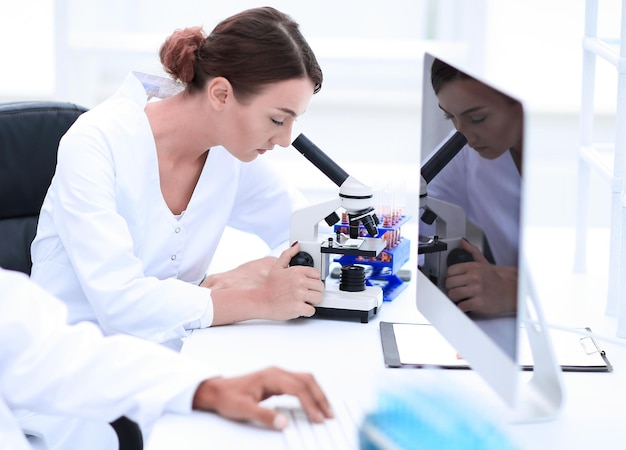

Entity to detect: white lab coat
[0,268,217,449]
[31,72,301,345]
[424,144,521,267]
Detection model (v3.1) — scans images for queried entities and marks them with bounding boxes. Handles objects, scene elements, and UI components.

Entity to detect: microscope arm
[422,196,467,246]
[290,198,341,243]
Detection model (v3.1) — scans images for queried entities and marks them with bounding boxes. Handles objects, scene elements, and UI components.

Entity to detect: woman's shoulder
[68,73,150,135]
[57,97,154,174]
[78,97,145,132]
[61,98,151,160]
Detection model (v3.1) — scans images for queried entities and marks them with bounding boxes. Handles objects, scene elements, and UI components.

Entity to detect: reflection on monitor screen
[417,52,564,421]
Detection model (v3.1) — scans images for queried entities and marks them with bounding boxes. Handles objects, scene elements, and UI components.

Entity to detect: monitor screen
[416,52,563,420]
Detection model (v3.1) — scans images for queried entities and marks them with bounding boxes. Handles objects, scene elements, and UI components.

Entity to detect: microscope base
[313,283,383,323]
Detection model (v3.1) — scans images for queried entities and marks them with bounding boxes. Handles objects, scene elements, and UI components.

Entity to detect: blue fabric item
[359,383,518,450]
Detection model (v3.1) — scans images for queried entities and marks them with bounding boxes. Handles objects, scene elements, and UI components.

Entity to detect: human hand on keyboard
[191,366,334,430]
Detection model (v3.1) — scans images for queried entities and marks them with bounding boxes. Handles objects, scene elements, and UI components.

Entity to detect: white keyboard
[278,397,367,450]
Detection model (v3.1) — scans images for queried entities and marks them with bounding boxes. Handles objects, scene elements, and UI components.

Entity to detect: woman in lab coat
[30,7,325,348]
[424,58,523,315]
[1,268,332,449]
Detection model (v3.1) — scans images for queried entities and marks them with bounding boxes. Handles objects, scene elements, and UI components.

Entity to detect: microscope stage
[321,237,387,257]
[312,282,383,324]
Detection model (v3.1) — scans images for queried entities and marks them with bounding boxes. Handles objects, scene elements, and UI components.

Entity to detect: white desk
[146,227,626,450]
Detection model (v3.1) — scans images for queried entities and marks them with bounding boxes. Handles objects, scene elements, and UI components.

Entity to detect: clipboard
[380,321,613,372]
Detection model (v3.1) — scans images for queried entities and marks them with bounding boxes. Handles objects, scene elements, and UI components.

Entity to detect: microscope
[289,134,386,323]
[419,131,470,290]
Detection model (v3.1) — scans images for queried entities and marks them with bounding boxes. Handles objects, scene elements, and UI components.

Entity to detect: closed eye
[271,118,284,126]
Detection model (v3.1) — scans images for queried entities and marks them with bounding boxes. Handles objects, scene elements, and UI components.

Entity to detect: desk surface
[146,227,626,450]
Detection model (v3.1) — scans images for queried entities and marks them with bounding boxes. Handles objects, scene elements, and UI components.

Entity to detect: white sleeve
[39,113,213,342]
[0,269,218,428]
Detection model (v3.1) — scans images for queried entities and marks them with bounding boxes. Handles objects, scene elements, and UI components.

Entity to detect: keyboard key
[279,397,366,449]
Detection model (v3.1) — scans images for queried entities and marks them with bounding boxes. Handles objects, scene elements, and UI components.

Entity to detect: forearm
[201,257,277,290]
[209,287,267,325]
[495,266,518,312]
[91,277,213,342]
[1,272,218,424]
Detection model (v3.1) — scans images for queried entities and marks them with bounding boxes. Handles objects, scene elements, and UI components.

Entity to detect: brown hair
[431,58,520,106]
[159,7,323,101]
[430,58,471,95]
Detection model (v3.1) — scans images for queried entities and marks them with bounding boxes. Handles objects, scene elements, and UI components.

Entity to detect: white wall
[0,0,55,98]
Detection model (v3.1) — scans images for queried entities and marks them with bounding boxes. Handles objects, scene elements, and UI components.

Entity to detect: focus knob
[289,251,314,267]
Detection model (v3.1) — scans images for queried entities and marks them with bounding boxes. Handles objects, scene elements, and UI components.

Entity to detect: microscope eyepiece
[421,131,467,183]
[291,134,349,187]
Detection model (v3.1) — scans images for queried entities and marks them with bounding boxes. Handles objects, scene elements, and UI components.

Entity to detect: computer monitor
[416,52,564,421]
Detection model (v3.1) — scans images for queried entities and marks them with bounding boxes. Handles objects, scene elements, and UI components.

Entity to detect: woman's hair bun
[159,26,206,84]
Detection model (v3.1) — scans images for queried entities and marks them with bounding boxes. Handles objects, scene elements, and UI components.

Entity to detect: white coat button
[175,227,181,233]
[171,255,177,261]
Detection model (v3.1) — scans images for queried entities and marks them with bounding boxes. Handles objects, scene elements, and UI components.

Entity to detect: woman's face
[220,77,315,162]
[436,78,523,160]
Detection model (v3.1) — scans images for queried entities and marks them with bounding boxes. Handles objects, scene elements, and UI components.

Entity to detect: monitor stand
[415,253,565,423]
[511,256,565,423]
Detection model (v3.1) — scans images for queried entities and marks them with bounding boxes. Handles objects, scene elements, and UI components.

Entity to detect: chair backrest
[0,101,88,274]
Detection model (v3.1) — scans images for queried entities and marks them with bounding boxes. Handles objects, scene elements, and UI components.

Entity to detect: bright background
[1,0,621,228]
[0,1,621,306]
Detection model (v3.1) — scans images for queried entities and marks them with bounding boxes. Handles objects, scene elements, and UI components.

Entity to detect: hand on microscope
[445,239,518,315]
[202,256,277,290]
[207,242,325,325]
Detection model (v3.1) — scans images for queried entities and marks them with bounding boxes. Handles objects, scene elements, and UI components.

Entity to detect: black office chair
[0,101,144,450]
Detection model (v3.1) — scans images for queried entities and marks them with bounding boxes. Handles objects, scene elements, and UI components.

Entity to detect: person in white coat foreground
[30,6,325,349]
[1,268,332,450]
